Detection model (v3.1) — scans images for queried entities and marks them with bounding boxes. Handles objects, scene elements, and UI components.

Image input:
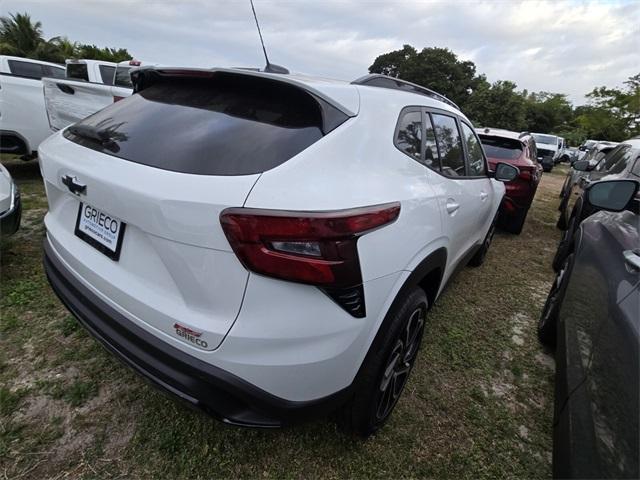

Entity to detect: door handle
[623,249,640,271]
[61,175,86,196]
[446,199,460,214]
[56,83,75,95]
[480,191,488,201]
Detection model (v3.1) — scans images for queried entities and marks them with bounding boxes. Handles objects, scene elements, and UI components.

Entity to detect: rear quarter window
[64,72,347,176]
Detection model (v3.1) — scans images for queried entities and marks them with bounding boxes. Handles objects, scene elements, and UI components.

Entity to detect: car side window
[99,65,116,86]
[7,59,45,79]
[394,108,422,162]
[423,113,439,170]
[596,147,627,172]
[632,156,640,178]
[431,113,465,177]
[460,122,486,176]
[607,149,634,175]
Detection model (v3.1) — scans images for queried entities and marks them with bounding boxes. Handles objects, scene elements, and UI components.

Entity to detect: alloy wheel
[375,306,425,421]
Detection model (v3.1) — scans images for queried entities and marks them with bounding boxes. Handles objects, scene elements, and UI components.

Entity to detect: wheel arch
[396,247,447,310]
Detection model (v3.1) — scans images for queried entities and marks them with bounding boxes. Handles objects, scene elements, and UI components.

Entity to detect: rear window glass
[99,65,115,85]
[64,73,345,176]
[114,66,133,88]
[479,135,523,160]
[66,63,89,81]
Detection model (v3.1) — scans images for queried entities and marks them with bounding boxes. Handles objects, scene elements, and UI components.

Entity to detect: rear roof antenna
[250,0,289,74]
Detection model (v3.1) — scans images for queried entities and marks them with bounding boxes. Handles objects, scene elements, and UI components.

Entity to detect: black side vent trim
[321,285,366,318]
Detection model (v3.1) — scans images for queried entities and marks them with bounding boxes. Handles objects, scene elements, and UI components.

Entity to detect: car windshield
[532,134,557,144]
[478,135,522,160]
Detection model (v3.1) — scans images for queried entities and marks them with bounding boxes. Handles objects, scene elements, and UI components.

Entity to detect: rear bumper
[43,238,351,427]
[0,188,21,236]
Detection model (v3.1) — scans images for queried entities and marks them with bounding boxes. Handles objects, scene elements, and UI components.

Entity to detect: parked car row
[539,135,640,478]
[0,55,139,160]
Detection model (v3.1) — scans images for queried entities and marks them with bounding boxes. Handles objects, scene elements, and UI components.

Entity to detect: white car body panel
[43,79,115,131]
[0,56,65,154]
[0,163,14,213]
[39,70,505,402]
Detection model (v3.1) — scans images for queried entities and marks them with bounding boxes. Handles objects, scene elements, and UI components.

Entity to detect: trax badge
[173,323,208,349]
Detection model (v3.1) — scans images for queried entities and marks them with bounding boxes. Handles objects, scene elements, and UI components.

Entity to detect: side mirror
[573,160,591,171]
[494,162,519,182]
[578,146,586,151]
[586,180,639,212]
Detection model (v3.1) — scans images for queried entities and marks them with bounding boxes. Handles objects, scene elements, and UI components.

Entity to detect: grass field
[0,158,566,479]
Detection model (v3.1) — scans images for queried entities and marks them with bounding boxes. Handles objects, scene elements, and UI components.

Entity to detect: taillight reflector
[220,202,400,287]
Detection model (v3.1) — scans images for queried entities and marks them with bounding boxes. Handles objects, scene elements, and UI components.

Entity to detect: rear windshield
[64,73,347,175]
[478,135,522,160]
[532,134,557,144]
[67,63,89,81]
[114,66,133,88]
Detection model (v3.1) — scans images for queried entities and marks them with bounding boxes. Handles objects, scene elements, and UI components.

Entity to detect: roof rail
[351,74,460,110]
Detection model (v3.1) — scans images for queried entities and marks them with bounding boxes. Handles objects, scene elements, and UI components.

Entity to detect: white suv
[40,69,517,436]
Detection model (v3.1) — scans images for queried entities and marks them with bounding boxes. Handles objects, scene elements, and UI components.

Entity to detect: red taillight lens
[220,202,400,287]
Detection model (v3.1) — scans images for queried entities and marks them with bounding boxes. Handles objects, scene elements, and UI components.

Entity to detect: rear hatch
[40,69,351,351]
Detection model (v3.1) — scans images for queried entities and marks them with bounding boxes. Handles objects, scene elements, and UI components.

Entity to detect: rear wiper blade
[67,124,112,143]
[66,124,122,153]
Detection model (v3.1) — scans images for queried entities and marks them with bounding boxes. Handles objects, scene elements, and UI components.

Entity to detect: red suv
[477,128,542,233]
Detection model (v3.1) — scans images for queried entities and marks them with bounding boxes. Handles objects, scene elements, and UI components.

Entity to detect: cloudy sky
[3,0,639,104]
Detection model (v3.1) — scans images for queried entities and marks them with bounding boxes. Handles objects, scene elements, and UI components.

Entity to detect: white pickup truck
[0,55,65,159]
[43,59,137,131]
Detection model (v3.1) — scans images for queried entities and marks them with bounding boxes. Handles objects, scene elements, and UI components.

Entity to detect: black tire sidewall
[339,287,428,437]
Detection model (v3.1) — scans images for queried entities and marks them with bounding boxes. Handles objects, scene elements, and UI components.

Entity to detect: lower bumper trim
[43,237,351,427]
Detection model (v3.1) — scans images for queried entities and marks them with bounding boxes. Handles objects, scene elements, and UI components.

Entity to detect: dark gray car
[538,179,640,478]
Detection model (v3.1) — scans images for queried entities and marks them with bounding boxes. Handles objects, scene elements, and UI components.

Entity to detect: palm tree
[0,12,44,57]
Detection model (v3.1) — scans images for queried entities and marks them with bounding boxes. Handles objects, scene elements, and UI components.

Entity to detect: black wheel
[502,208,528,235]
[552,216,575,272]
[337,287,427,437]
[468,215,497,267]
[539,253,574,348]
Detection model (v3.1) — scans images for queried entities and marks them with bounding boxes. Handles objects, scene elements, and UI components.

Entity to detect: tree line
[0,12,130,64]
[370,45,639,144]
[2,13,637,145]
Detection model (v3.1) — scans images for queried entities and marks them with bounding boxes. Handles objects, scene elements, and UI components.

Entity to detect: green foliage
[0,11,131,64]
[370,44,639,143]
[369,45,485,109]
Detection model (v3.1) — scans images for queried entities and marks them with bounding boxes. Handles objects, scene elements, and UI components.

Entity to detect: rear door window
[99,65,116,85]
[64,72,348,176]
[460,123,486,176]
[45,65,66,78]
[432,113,465,177]
[7,60,45,79]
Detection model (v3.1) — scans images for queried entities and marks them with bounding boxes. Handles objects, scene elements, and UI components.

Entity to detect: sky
[3,0,639,104]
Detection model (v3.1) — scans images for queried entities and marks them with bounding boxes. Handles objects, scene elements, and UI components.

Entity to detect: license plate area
[74,202,126,261]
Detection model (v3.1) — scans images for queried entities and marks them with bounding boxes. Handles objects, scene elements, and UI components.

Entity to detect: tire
[552,216,575,272]
[502,208,528,235]
[337,287,428,437]
[539,253,574,348]
[468,214,497,267]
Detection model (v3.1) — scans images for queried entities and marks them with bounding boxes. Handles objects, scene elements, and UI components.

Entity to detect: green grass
[0,157,567,478]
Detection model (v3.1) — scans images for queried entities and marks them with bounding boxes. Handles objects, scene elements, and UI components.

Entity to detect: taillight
[220,202,400,317]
